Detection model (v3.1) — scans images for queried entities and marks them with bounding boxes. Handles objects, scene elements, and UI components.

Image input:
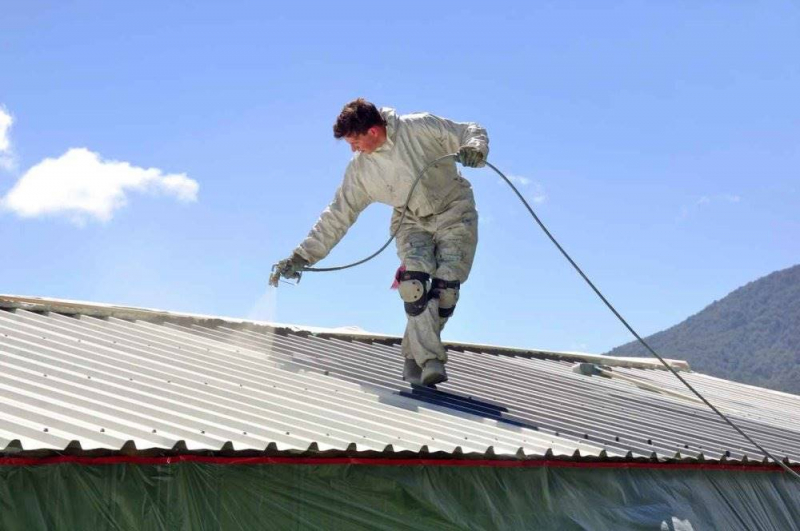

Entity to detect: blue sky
[1,1,798,354]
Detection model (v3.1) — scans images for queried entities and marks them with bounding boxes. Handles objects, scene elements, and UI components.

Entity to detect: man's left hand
[457,145,485,168]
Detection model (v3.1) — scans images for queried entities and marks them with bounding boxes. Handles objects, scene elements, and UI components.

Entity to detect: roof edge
[0,294,690,371]
[1,450,794,471]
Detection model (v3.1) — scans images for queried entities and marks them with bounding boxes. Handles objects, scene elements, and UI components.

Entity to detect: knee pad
[431,278,460,318]
[397,270,430,316]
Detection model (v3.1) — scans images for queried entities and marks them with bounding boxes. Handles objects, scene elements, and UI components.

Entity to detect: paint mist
[247,287,278,323]
[244,287,278,357]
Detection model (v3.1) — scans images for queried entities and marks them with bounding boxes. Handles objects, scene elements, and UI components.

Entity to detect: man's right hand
[457,145,485,168]
[269,253,309,287]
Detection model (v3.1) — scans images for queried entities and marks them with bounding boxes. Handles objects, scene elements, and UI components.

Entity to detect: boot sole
[421,372,448,386]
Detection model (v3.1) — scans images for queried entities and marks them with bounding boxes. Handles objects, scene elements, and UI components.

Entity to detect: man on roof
[271,98,488,387]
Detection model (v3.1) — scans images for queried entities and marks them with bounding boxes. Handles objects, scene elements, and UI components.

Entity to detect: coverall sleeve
[420,113,490,160]
[293,162,372,265]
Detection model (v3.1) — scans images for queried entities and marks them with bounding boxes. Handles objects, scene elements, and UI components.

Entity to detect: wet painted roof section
[1,295,798,466]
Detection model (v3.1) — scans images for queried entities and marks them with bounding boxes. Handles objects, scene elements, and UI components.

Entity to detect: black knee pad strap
[431,278,460,318]
[439,306,456,318]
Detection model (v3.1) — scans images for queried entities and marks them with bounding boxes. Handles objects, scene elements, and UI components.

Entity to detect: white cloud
[570,342,590,352]
[696,194,742,208]
[507,174,531,186]
[0,153,13,172]
[530,183,547,204]
[0,106,12,152]
[678,193,742,221]
[1,147,198,225]
[499,174,547,204]
[0,105,15,171]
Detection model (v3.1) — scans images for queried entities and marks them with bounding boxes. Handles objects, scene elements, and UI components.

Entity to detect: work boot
[403,358,422,385]
[421,359,448,386]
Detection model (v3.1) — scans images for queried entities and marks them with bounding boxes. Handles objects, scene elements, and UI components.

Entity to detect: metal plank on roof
[0,309,584,456]
[154,319,585,455]
[261,330,765,460]
[0,311,334,450]
[218,328,695,457]
[0,302,798,467]
[120,319,550,454]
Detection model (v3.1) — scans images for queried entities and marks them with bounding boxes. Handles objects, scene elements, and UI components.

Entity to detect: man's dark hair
[333,98,386,138]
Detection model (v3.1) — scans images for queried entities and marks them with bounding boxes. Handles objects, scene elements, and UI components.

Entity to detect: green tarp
[1,460,798,530]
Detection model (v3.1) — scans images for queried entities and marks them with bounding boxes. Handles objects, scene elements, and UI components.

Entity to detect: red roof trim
[0,454,796,472]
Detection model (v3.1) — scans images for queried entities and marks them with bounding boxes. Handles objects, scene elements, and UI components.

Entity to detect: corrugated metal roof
[1,295,798,466]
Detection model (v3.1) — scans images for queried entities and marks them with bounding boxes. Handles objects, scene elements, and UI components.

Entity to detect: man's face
[344,126,385,154]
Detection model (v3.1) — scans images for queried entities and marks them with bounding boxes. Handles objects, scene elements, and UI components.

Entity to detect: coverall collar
[375,107,398,153]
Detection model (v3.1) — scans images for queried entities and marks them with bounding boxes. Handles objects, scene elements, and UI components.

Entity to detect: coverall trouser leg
[395,193,478,366]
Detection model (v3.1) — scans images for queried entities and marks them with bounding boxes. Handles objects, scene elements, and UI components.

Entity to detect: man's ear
[367,125,381,137]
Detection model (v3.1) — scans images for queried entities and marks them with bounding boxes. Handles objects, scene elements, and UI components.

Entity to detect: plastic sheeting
[1,459,799,531]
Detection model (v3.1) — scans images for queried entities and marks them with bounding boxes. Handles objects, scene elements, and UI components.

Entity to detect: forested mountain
[607,264,800,395]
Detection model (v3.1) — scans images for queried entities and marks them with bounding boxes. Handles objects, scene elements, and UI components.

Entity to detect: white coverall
[293,108,489,366]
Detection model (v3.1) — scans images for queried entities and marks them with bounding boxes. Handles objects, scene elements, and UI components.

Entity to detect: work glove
[269,253,308,287]
[457,145,485,168]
